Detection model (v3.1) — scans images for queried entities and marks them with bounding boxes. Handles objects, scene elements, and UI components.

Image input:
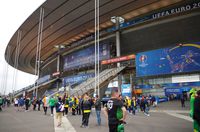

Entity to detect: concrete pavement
[0,101,193,132]
[0,106,54,132]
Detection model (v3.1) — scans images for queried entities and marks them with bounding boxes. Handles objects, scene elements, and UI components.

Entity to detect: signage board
[101,54,135,65]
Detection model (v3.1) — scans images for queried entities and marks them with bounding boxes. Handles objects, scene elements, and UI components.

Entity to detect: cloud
[0,0,45,94]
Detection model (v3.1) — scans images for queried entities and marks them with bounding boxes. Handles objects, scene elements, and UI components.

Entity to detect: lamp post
[111,16,124,92]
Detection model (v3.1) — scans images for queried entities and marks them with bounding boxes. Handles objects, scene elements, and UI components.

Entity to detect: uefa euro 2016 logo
[139,55,148,67]
[139,55,147,63]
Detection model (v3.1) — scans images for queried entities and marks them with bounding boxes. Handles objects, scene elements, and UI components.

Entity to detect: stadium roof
[5,0,184,74]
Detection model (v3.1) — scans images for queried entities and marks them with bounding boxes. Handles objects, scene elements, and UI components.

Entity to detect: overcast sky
[0,0,46,94]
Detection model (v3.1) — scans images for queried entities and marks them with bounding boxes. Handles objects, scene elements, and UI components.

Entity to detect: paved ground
[0,101,193,132]
[67,109,192,132]
[0,106,54,132]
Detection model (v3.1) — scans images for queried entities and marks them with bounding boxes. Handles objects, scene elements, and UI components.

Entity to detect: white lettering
[152,14,157,19]
[171,9,175,14]
[157,13,161,18]
[161,12,165,17]
[165,11,170,15]
[180,6,186,12]
[175,8,181,13]
[186,5,191,10]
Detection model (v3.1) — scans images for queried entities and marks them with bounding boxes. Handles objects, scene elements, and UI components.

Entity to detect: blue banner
[63,73,95,87]
[164,87,191,96]
[121,84,131,97]
[63,43,110,71]
[135,82,200,89]
[107,1,200,32]
[136,42,200,77]
[36,75,50,85]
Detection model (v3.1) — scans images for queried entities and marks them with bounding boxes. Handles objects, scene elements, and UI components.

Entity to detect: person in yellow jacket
[64,95,69,117]
[72,97,77,115]
[131,96,137,115]
[42,95,49,115]
[127,97,131,113]
[81,93,92,128]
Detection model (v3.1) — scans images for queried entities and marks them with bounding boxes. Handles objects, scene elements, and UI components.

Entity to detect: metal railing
[70,66,125,96]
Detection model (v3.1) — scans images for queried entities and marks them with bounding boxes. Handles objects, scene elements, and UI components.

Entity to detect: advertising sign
[136,42,200,77]
[52,71,60,77]
[101,54,135,65]
[121,84,131,97]
[36,75,51,85]
[164,87,191,96]
[63,43,110,71]
[63,73,95,87]
[107,1,200,32]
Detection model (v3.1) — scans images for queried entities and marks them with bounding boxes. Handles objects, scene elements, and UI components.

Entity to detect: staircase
[70,66,125,97]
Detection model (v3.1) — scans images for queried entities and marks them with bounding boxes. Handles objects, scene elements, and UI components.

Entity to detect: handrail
[70,66,125,96]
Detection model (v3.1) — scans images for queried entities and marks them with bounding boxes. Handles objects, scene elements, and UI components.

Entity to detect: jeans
[50,106,54,115]
[132,106,136,115]
[82,113,90,126]
[43,107,48,115]
[96,110,101,125]
[145,107,149,115]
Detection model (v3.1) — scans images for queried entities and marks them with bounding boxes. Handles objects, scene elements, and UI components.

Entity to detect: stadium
[5,0,200,100]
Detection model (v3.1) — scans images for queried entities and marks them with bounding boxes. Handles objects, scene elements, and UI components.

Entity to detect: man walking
[81,93,91,128]
[94,95,101,126]
[42,95,48,115]
[49,96,55,116]
[55,97,64,127]
[104,88,126,132]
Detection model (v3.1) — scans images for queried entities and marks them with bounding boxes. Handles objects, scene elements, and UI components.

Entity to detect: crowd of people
[1,88,200,132]
[0,96,11,111]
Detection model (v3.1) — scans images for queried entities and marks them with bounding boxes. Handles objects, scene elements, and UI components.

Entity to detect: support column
[115,16,122,92]
[115,17,121,68]
[57,47,61,91]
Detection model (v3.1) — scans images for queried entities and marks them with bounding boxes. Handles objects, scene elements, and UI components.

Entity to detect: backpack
[116,107,123,120]
[56,102,64,112]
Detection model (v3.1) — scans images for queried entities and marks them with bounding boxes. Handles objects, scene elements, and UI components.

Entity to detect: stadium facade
[5,0,200,99]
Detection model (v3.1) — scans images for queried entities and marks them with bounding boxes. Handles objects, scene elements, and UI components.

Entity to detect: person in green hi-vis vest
[189,88,200,132]
[49,96,56,116]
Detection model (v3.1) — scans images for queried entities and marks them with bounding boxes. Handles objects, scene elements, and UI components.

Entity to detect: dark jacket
[94,99,101,111]
[55,101,63,112]
[82,99,91,113]
[194,96,200,125]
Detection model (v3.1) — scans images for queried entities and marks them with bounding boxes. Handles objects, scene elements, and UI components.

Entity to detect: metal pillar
[111,16,124,92]
[55,45,65,91]
[115,17,121,68]
[57,48,61,91]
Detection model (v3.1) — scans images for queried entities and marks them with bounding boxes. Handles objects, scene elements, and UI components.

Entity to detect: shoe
[80,125,85,128]
[57,123,61,127]
[51,114,53,117]
[65,115,68,117]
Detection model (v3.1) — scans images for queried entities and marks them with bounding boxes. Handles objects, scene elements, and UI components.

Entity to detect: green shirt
[0,97,2,104]
[49,98,55,107]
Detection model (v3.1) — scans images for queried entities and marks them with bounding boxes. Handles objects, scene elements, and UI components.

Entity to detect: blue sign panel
[164,87,191,96]
[136,42,200,77]
[63,73,95,87]
[107,1,200,32]
[63,43,110,71]
[121,84,131,97]
[36,75,50,85]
